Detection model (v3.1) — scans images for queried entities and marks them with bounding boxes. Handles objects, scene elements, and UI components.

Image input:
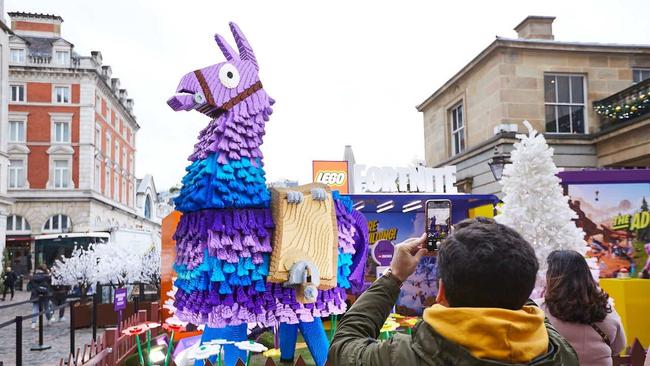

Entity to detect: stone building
[417,16,650,195]
[4,12,165,274]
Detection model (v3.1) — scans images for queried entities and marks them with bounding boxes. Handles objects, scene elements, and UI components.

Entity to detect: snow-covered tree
[94,241,145,288]
[495,121,587,285]
[51,245,99,299]
[140,246,161,289]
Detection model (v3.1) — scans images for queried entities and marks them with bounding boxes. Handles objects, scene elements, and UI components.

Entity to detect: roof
[7,12,63,22]
[416,37,650,111]
[137,175,157,196]
[16,36,73,56]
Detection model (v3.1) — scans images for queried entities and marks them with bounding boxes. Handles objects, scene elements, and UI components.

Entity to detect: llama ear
[214,33,239,61]
[229,22,258,70]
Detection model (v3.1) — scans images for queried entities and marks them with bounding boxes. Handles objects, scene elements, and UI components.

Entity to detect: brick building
[417,16,650,195]
[5,12,164,274]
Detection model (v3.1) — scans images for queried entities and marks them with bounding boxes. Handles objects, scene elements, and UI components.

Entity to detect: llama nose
[166,94,196,111]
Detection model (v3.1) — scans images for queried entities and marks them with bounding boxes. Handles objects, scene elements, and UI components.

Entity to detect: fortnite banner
[364,212,437,315]
[567,183,650,278]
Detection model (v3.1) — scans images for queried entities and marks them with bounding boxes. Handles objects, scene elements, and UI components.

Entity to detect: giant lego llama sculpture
[167,23,368,366]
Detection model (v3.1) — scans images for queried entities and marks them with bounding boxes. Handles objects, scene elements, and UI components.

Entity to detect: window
[10,48,25,63]
[10,85,25,102]
[6,215,30,233]
[54,86,70,104]
[115,141,120,164]
[54,159,70,188]
[95,161,101,191]
[121,177,126,203]
[55,50,69,65]
[9,121,25,143]
[450,103,465,156]
[633,69,650,83]
[43,214,71,233]
[8,159,25,188]
[104,169,110,196]
[105,133,111,157]
[144,195,152,219]
[113,172,119,200]
[95,125,102,151]
[121,147,126,167]
[129,154,134,174]
[544,74,585,134]
[53,120,70,143]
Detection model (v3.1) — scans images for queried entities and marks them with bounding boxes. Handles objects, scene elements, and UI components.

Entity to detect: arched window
[144,195,152,219]
[6,215,31,234]
[43,214,72,233]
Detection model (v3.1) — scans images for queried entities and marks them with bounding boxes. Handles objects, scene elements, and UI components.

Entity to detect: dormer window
[55,50,70,65]
[10,48,26,63]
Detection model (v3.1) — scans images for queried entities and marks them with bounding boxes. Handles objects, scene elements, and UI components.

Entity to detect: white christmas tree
[94,241,146,288]
[140,246,161,289]
[51,245,100,299]
[495,121,587,285]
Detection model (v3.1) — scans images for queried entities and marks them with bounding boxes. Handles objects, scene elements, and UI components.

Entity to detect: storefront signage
[353,165,457,193]
[613,211,650,231]
[312,161,349,194]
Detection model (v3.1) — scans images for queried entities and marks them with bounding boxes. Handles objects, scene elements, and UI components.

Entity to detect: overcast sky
[8,0,650,190]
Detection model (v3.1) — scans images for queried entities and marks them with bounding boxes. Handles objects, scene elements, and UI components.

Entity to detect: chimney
[514,16,555,40]
[8,12,64,38]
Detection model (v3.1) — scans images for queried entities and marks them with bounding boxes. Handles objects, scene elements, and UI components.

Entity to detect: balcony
[593,77,650,128]
[10,54,86,68]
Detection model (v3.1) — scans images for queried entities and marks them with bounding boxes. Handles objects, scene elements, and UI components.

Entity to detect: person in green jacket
[329,217,579,366]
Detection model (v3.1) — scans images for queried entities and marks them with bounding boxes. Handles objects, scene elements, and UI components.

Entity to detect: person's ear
[436,279,449,307]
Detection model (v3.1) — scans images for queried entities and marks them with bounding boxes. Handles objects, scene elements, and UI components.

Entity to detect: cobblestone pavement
[0,290,94,366]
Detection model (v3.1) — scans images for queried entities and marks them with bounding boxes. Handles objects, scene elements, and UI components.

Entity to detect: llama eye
[218,63,240,89]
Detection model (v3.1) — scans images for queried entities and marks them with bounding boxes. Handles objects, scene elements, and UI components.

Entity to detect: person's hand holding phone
[389,234,428,282]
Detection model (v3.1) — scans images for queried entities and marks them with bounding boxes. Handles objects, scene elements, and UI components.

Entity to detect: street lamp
[488,147,511,181]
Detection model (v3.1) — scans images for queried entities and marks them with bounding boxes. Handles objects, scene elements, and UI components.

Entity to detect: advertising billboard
[567,183,650,277]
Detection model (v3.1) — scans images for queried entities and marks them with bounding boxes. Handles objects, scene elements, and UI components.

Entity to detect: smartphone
[425,200,452,251]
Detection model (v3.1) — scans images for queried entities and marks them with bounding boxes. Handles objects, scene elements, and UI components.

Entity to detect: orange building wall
[12,21,56,33]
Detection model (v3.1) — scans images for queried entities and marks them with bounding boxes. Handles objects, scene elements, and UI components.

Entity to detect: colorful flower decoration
[122,325,146,336]
[143,321,161,330]
[380,319,400,333]
[163,322,186,333]
[262,348,281,358]
[193,344,222,360]
[234,340,268,353]
[204,339,234,346]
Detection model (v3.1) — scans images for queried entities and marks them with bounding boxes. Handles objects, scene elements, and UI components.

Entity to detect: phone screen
[426,200,451,251]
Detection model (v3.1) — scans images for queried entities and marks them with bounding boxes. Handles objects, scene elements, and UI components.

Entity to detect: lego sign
[312,161,349,194]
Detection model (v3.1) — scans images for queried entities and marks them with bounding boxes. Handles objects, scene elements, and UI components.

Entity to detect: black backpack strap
[590,323,611,346]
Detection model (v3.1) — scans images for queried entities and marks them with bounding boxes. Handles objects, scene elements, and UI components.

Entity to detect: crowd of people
[329,217,648,366]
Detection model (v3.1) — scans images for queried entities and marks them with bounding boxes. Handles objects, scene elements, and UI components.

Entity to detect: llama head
[167,22,262,118]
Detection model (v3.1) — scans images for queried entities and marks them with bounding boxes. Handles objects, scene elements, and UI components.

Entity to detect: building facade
[0,0,14,262]
[417,16,650,195]
[4,12,163,274]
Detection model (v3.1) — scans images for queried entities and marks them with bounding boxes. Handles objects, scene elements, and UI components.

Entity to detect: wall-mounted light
[488,146,511,181]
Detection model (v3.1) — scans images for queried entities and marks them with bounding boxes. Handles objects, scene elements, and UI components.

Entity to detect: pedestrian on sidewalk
[27,265,53,329]
[1,267,17,301]
[50,284,70,322]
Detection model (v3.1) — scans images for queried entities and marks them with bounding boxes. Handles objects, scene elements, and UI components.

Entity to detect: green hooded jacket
[328,276,579,366]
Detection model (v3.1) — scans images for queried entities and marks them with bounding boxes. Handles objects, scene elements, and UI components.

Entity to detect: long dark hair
[545,250,611,324]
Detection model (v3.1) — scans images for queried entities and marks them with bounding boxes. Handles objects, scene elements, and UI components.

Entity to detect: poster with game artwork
[364,211,438,315]
[567,183,650,277]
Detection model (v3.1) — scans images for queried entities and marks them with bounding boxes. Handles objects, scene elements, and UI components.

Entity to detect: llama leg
[195,324,247,366]
[298,318,329,366]
[279,322,299,363]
